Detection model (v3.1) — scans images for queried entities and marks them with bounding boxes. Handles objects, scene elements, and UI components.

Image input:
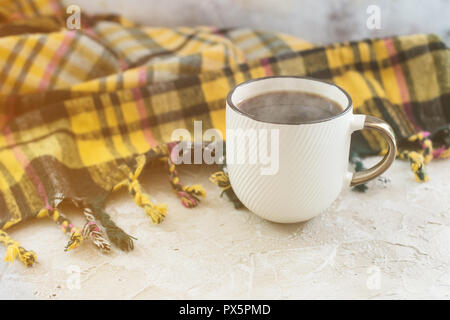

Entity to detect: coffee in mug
[237,91,343,124]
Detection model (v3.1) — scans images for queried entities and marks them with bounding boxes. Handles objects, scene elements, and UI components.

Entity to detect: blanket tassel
[398,150,429,182]
[37,208,83,251]
[82,207,111,252]
[168,155,206,208]
[113,155,167,223]
[0,229,36,267]
[92,207,135,251]
[209,170,243,209]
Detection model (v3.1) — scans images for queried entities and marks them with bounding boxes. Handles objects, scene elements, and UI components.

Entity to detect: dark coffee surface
[237,90,343,124]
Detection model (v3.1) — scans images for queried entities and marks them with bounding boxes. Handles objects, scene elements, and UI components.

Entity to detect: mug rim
[226,76,353,125]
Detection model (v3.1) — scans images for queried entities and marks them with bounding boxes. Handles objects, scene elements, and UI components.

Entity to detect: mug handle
[350,115,397,187]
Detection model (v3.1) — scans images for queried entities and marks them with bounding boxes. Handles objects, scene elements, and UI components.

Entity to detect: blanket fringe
[92,207,135,251]
[209,171,231,193]
[398,150,429,182]
[82,208,111,252]
[167,151,206,208]
[398,130,450,182]
[114,155,167,223]
[407,132,433,164]
[440,148,450,158]
[37,208,83,251]
[209,170,243,209]
[0,229,36,267]
[128,177,167,223]
[350,129,438,191]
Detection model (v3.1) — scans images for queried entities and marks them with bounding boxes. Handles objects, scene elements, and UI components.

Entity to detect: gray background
[68,0,450,44]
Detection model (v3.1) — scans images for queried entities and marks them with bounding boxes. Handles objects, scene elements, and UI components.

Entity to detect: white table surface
[0,157,449,299]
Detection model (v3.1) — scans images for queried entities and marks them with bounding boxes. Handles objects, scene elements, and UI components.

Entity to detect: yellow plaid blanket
[0,0,449,266]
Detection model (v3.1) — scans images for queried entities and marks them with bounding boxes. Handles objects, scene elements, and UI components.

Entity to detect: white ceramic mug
[226,76,396,223]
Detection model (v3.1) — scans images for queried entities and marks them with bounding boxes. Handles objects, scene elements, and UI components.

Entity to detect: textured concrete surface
[68,0,450,45]
[0,157,449,299]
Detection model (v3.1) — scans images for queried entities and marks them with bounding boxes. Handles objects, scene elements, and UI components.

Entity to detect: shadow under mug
[226,76,397,223]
